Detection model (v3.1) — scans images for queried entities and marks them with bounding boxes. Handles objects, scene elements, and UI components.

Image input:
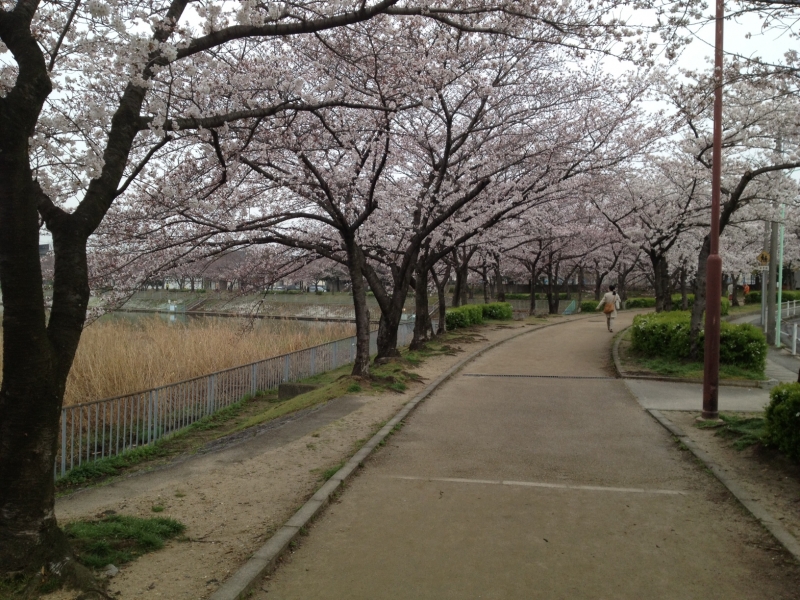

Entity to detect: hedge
[626,297,656,309]
[746,290,800,304]
[765,383,800,462]
[504,293,530,300]
[630,311,766,372]
[445,302,513,330]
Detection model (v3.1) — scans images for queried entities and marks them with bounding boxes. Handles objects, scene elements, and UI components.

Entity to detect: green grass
[320,461,346,481]
[635,356,765,381]
[64,515,185,569]
[151,505,164,513]
[695,413,767,450]
[347,383,362,393]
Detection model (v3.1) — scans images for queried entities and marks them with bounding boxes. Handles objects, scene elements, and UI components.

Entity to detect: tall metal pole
[702,0,724,420]
[776,204,786,347]
[768,221,778,344]
[761,221,769,330]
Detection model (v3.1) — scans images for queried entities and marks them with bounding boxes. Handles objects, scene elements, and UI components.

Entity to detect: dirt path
[256,312,800,600]
[47,320,550,600]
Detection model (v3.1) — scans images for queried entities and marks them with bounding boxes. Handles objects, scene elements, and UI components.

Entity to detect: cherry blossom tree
[0,0,671,587]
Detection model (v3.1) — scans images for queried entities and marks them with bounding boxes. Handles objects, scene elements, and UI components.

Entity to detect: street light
[702,0,725,420]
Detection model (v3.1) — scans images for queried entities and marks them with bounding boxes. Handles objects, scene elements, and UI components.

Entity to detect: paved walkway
[255,313,799,599]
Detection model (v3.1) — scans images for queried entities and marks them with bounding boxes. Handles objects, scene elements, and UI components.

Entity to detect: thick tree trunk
[410,261,431,351]
[529,276,536,316]
[689,236,711,360]
[731,273,740,307]
[482,264,490,304]
[431,266,449,336]
[650,254,672,312]
[0,168,94,588]
[345,241,371,377]
[494,261,505,302]
[594,268,604,301]
[660,259,673,311]
[373,263,416,361]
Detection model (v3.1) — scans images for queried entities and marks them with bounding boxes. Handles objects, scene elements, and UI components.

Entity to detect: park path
[257,312,800,600]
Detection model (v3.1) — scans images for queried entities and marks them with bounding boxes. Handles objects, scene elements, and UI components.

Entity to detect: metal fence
[56,320,416,479]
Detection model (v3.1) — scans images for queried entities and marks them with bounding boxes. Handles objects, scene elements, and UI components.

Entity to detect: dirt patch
[45,320,541,600]
[667,410,800,542]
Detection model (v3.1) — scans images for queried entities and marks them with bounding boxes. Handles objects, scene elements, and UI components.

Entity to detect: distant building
[39,243,52,256]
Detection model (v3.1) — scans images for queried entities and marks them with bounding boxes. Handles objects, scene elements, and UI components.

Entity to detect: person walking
[597,285,621,332]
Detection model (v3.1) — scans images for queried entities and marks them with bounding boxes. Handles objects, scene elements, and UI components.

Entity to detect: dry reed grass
[0,317,354,406]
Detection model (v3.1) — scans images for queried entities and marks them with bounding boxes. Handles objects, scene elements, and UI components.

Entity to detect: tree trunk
[410,261,431,351]
[594,267,604,301]
[730,273,740,307]
[529,276,536,316]
[431,266,449,336]
[660,259,673,311]
[494,261,505,302]
[689,236,711,360]
[482,264,489,304]
[345,241,371,377]
[0,175,94,587]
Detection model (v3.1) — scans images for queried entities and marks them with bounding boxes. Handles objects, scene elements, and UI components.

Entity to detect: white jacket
[597,291,620,317]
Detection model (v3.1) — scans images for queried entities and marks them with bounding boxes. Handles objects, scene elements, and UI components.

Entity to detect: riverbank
[0,318,354,407]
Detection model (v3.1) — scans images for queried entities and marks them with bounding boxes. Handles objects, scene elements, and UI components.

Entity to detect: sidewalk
[254,313,800,599]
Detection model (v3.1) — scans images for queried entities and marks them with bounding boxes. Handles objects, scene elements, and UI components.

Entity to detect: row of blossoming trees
[1,0,799,590]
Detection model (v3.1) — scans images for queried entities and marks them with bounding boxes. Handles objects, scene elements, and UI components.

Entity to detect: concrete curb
[646,408,800,564]
[611,326,772,389]
[209,315,593,600]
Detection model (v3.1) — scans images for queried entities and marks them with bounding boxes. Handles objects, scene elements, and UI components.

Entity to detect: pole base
[698,412,721,422]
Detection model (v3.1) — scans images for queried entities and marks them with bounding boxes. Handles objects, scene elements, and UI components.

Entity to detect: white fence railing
[56,321,416,479]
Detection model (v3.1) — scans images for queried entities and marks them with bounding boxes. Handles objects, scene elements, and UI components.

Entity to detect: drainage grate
[463,374,616,380]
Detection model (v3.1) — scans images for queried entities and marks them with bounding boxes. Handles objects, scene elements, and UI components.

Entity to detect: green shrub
[745,291,760,304]
[668,294,729,316]
[765,383,800,462]
[623,295,729,316]
[580,301,598,313]
[481,302,513,320]
[504,293,530,300]
[630,311,766,372]
[445,302,512,329]
[625,297,656,309]
[445,304,484,329]
[745,290,800,304]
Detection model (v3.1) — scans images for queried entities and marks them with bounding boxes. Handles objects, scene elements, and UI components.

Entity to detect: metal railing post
[153,389,159,441]
[793,324,797,356]
[311,347,316,375]
[147,391,153,445]
[207,375,216,415]
[251,363,258,395]
[284,355,290,382]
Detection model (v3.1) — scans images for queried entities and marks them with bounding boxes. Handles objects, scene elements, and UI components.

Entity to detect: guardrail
[56,320,417,479]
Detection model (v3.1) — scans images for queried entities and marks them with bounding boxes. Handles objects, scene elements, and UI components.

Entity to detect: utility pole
[761,221,770,330]
[767,221,778,345]
[776,204,786,348]
[701,0,724,420]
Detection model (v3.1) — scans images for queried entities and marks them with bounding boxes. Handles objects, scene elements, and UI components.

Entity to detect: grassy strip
[694,413,767,450]
[617,328,765,381]
[64,515,186,569]
[634,356,765,381]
